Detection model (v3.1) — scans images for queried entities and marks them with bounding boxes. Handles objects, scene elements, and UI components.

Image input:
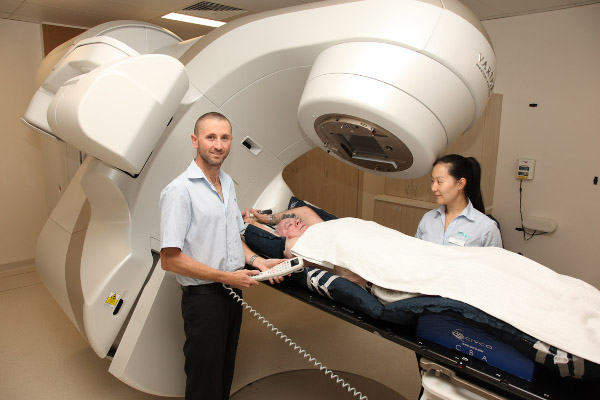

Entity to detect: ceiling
[1,0,599,40]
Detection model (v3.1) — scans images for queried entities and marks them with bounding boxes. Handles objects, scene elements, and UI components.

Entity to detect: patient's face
[276,218,308,239]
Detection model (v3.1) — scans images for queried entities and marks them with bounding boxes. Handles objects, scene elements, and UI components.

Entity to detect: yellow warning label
[105,293,118,307]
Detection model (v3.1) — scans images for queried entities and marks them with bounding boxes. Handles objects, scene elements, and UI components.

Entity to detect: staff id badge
[448,236,466,246]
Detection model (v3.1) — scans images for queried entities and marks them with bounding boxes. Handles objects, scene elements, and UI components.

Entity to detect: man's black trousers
[181,284,243,400]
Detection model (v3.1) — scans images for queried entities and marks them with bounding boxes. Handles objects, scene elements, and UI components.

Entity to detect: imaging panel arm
[23,37,141,136]
[46,54,189,174]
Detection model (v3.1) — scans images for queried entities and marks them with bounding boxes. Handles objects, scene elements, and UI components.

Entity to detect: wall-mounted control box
[517,158,535,180]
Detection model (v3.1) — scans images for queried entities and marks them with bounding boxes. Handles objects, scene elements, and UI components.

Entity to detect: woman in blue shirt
[414,155,502,395]
[416,154,502,248]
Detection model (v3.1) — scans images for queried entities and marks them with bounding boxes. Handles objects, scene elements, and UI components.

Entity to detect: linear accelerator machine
[23,0,496,397]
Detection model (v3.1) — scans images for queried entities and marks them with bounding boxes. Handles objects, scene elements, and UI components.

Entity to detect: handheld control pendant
[252,257,304,281]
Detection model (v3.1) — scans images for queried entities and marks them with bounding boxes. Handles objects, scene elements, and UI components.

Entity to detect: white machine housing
[23,0,496,396]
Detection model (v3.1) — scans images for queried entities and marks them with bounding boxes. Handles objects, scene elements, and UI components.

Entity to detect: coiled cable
[224,284,368,399]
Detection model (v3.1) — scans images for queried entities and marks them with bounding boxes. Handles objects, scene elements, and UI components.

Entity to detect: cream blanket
[290,218,600,365]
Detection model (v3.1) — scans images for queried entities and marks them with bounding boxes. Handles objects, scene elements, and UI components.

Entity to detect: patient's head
[275,218,308,239]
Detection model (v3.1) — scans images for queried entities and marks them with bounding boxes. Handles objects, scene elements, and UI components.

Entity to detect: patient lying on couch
[243,204,419,301]
[243,205,369,287]
[242,199,600,379]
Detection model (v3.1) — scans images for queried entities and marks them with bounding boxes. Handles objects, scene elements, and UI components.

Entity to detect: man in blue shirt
[160,112,281,400]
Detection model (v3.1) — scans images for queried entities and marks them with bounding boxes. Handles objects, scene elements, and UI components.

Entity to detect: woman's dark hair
[434,154,485,214]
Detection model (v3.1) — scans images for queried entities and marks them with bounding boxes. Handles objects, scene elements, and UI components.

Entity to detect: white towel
[291,218,600,365]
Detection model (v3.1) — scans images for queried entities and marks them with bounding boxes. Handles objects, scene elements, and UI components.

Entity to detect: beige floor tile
[231,369,406,400]
[0,265,35,279]
[0,271,41,292]
[0,275,168,400]
[1,270,416,399]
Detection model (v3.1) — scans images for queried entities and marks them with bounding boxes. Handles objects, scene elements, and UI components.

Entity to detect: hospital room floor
[1,265,412,400]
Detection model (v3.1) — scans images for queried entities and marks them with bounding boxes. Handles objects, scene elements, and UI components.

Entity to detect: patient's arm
[247,206,323,226]
[284,236,366,287]
[332,265,367,287]
[243,214,271,232]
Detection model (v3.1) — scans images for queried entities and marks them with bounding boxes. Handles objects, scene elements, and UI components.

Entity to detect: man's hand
[255,257,287,284]
[224,269,260,290]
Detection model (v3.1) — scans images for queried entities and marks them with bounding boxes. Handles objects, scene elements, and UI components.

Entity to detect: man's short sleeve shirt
[160,160,245,285]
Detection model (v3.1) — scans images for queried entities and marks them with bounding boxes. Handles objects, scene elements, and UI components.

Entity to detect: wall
[0,19,46,267]
[483,4,600,288]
